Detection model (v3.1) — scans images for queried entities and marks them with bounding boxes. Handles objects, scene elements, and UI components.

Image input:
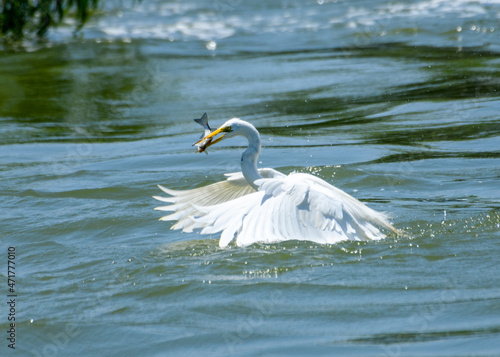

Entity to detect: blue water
[1,0,499,356]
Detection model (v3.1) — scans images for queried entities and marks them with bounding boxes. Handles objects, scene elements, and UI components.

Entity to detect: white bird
[154,118,397,247]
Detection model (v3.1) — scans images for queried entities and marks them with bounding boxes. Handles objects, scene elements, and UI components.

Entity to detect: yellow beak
[194,126,231,149]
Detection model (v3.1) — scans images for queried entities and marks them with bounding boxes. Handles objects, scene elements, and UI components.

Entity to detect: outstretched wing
[154,168,284,233]
[191,173,396,247]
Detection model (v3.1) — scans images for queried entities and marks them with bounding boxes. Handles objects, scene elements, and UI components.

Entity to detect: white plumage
[154,118,396,247]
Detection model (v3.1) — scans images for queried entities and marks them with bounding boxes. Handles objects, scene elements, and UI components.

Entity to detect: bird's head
[194,118,246,152]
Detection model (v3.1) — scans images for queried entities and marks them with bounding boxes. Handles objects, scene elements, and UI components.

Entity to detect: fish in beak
[193,125,232,153]
[192,113,212,154]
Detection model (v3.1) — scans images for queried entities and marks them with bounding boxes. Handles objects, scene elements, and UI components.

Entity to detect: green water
[1,1,500,356]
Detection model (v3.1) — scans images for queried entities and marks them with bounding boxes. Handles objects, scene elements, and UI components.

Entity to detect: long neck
[239,124,263,190]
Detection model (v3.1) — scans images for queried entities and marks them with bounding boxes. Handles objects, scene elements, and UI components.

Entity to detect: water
[1,0,499,355]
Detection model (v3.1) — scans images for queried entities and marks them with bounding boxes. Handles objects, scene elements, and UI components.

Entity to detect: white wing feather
[154,169,284,233]
[157,171,396,247]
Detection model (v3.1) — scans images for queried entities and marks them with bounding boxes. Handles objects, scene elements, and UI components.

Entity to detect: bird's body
[155,118,396,247]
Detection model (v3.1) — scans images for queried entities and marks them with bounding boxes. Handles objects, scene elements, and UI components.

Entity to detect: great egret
[154,118,397,247]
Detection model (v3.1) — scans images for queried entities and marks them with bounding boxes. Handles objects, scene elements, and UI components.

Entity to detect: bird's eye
[222,126,232,133]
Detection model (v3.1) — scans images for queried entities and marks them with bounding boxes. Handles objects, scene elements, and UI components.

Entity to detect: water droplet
[206,41,217,51]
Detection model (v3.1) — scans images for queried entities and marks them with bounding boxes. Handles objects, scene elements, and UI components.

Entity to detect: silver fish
[193,113,212,154]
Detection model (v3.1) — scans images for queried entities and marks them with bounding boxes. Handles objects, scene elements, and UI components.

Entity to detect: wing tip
[157,184,184,196]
